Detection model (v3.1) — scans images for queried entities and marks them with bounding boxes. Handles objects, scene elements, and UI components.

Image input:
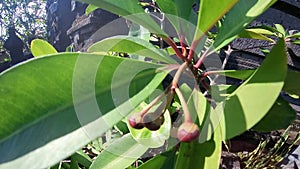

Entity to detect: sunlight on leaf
[90,134,148,169]
[31,39,57,57]
[218,38,287,140]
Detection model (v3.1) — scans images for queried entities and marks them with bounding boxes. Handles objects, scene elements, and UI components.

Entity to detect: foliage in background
[0,0,47,51]
[0,0,299,169]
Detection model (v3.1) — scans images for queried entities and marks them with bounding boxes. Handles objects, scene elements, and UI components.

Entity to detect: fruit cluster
[128,62,200,142]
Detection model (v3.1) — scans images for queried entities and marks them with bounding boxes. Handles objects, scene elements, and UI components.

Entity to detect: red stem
[162,36,184,59]
[187,37,201,61]
[193,47,211,69]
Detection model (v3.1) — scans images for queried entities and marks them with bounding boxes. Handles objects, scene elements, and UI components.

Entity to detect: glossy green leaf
[214,0,276,50]
[0,53,168,169]
[90,134,148,169]
[208,69,256,80]
[156,0,198,36]
[78,0,163,34]
[85,4,99,15]
[212,69,300,97]
[252,97,296,132]
[156,0,195,21]
[31,39,57,57]
[88,36,176,64]
[138,150,176,169]
[128,108,171,148]
[239,29,275,42]
[210,85,239,102]
[219,38,287,139]
[196,0,238,38]
[283,70,300,96]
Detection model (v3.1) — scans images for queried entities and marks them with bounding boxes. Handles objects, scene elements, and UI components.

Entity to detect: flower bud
[177,122,200,142]
[128,113,144,129]
[142,112,165,131]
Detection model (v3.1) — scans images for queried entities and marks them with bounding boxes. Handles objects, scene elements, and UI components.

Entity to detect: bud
[177,122,200,142]
[142,112,165,131]
[128,113,144,129]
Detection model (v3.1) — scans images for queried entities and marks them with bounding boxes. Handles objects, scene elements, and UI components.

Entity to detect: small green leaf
[252,97,296,132]
[88,36,176,64]
[245,28,275,36]
[292,40,300,45]
[214,0,276,50]
[287,32,300,38]
[71,150,92,168]
[85,4,99,15]
[239,29,275,42]
[219,38,287,140]
[90,134,148,169]
[275,24,286,37]
[31,39,57,57]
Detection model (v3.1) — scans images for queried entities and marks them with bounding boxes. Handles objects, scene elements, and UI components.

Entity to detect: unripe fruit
[142,112,165,131]
[128,113,144,129]
[177,122,200,142]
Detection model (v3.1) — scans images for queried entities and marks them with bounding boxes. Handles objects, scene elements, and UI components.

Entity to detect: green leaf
[196,0,238,38]
[208,69,256,80]
[214,0,276,50]
[238,29,275,42]
[90,134,148,169]
[0,53,168,169]
[138,150,176,169]
[88,36,176,64]
[252,97,296,132]
[212,69,300,96]
[31,39,57,57]
[128,108,171,148]
[283,70,300,96]
[78,0,163,34]
[70,157,80,169]
[174,127,222,169]
[219,38,287,140]
[275,24,286,37]
[292,40,300,45]
[156,0,195,21]
[245,28,276,36]
[210,85,239,102]
[287,32,300,38]
[156,0,198,38]
[85,4,99,15]
[71,150,92,168]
